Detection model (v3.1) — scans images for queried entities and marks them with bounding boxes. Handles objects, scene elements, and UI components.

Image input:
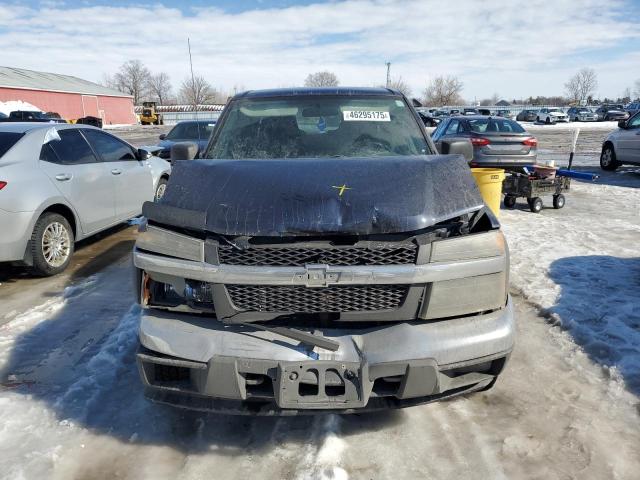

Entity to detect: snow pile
[0,100,41,115]
[502,180,640,393]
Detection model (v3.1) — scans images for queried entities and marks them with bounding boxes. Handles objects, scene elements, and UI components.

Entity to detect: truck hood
[142,155,485,236]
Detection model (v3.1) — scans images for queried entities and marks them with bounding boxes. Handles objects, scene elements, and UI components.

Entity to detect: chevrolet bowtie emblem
[332,184,351,196]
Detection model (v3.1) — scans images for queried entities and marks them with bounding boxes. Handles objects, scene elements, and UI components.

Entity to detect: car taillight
[470,137,490,147]
[522,137,537,147]
[0,181,6,190]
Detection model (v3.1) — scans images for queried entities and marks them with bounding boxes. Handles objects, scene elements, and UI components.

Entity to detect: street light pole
[385,62,391,88]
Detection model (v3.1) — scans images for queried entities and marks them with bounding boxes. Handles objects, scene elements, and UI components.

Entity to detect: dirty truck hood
[142,155,484,236]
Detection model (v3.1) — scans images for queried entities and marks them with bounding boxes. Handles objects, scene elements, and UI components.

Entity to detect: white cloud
[0,0,638,100]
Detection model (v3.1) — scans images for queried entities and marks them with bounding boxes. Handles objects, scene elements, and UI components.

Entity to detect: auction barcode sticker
[343,110,390,121]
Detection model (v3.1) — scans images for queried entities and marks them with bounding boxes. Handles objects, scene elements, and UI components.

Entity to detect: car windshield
[206,95,429,159]
[548,108,561,113]
[166,122,216,141]
[0,132,24,159]
[468,118,525,133]
[577,108,591,112]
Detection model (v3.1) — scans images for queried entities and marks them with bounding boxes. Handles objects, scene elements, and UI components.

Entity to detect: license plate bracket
[276,360,365,409]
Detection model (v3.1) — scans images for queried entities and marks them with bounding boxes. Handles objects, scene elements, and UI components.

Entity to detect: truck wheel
[600,145,619,171]
[30,212,74,276]
[504,195,517,209]
[528,197,543,213]
[553,194,565,209]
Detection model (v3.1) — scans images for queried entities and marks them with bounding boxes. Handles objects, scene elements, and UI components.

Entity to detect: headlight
[430,230,506,263]
[136,224,204,262]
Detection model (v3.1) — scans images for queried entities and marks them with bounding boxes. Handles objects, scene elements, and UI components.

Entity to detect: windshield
[0,132,24,159]
[166,122,216,141]
[468,118,525,133]
[206,95,429,159]
[548,108,561,113]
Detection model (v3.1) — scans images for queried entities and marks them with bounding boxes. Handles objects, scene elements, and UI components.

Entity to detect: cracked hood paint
[142,155,484,236]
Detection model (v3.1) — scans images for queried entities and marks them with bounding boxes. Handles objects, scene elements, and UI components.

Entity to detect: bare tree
[147,72,172,105]
[304,71,339,87]
[179,75,217,105]
[564,68,598,105]
[106,60,151,105]
[386,76,412,97]
[422,75,464,107]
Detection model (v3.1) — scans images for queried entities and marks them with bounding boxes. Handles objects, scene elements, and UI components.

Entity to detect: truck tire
[30,212,74,276]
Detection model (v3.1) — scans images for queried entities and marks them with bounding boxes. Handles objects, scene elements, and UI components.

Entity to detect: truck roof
[235,86,402,99]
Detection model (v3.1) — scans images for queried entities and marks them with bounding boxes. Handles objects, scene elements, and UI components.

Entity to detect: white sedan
[536,108,569,124]
[0,123,170,275]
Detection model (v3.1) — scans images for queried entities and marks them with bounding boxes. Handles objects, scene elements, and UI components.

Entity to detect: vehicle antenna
[188,37,202,156]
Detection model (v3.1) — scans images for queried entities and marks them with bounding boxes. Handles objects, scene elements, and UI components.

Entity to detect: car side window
[45,129,98,165]
[431,120,446,139]
[39,143,61,163]
[445,119,460,135]
[628,113,640,128]
[82,129,137,162]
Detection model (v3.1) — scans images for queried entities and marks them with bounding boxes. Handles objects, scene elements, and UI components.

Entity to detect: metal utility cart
[502,170,570,213]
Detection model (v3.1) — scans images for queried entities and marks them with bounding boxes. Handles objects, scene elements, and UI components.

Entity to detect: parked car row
[0,123,170,275]
[0,110,104,128]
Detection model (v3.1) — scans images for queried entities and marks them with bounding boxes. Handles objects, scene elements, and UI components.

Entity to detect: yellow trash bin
[471,168,505,218]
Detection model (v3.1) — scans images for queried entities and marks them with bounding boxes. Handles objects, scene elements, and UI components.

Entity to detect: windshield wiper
[236,321,340,351]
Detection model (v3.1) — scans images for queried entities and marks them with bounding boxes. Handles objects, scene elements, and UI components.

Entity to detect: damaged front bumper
[137,297,514,414]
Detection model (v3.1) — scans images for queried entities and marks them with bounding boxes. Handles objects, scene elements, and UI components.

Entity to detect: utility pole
[385,62,391,88]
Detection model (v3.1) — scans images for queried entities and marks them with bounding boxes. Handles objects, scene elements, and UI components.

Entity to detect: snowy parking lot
[1,123,639,479]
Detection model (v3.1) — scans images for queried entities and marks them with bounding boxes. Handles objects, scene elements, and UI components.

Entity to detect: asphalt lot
[1,122,639,479]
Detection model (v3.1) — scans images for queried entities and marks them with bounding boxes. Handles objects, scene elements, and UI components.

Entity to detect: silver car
[600,112,640,170]
[431,115,537,166]
[0,123,170,275]
[567,107,598,122]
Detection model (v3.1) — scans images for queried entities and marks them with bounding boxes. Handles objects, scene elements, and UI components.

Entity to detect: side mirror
[439,139,474,162]
[137,148,152,160]
[171,142,198,162]
[618,120,627,129]
[159,134,166,140]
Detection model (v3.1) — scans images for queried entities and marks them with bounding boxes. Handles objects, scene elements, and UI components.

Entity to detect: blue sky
[2,0,640,100]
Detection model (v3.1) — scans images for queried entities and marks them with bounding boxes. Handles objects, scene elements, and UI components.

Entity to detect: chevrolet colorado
[132,87,514,414]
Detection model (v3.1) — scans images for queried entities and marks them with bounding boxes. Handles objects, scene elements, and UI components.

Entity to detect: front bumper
[137,297,515,414]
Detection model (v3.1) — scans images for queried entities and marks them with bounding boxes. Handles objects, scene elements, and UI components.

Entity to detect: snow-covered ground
[0,124,639,479]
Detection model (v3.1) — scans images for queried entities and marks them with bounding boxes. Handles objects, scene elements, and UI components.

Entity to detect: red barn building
[0,66,136,125]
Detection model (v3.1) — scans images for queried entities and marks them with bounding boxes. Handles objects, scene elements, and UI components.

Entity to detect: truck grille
[218,245,417,266]
[226,285,409,313]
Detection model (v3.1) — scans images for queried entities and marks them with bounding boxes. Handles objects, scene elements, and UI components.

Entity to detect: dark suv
[133,87,514,414]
